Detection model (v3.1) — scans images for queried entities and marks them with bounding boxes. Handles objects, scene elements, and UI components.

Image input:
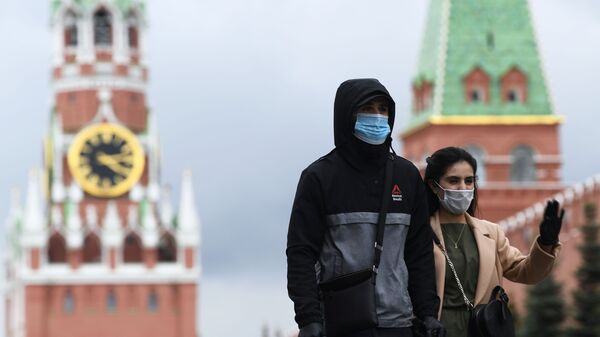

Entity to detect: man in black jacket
[287,79,445,337]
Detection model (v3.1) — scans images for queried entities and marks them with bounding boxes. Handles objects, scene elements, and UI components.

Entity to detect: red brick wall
[112,90,147,132]
[57,90,99,132]
[26,284,196,337]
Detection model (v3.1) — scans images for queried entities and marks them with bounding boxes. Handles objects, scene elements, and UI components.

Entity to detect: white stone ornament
[68,183,84,202]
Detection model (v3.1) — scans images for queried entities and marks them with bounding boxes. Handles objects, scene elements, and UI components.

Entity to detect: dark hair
[424,146,479,216]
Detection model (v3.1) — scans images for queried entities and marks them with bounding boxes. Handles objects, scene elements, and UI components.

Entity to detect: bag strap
[372,154,395,277]
[432,233,475,310]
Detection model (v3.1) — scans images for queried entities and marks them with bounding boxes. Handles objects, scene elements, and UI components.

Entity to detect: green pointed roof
[404,0,561,134]
[52,0,145,15]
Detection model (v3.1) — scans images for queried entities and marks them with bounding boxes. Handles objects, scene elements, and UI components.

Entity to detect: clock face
[68,123,145,198]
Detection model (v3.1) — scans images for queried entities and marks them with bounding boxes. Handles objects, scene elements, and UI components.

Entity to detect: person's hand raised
[538,199,565,246]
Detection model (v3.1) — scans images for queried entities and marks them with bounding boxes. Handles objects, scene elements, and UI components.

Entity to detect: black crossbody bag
[433,234,515,337]
[318,155,394,337]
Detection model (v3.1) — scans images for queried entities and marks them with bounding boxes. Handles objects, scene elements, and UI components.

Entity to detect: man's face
[356,97,390,116]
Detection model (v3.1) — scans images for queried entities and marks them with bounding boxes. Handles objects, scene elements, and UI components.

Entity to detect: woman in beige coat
[423,147,563,337]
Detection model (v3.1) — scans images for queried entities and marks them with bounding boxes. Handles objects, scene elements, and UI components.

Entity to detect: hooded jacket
[287,79,439,329]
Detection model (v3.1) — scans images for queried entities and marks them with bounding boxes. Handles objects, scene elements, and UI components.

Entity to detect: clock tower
[4,2,201,337]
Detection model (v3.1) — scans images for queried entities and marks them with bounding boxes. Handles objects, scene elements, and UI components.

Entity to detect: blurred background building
[401,0,595,316]
[3,1,201,336]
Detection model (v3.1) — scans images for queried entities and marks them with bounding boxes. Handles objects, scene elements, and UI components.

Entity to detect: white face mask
[435,181,474,215]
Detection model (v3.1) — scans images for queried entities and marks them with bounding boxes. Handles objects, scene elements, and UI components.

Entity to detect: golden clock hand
[96,153,131,176]
[97,152,132,163]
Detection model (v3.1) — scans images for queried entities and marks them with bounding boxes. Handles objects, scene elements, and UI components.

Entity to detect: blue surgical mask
[354,113,391,145]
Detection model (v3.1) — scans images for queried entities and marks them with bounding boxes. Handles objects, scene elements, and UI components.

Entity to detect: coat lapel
[466,214,497,305]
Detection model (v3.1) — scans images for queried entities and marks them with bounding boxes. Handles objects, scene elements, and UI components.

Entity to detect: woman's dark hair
[424,146,479,216]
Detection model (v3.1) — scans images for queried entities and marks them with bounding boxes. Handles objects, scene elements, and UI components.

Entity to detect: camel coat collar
[431,212,497,317]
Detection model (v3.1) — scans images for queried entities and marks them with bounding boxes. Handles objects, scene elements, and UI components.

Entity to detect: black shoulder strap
[373,154,395,275]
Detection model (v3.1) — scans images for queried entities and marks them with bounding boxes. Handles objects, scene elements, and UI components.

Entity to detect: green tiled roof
[52,0,145,15]
[406,0,555,132]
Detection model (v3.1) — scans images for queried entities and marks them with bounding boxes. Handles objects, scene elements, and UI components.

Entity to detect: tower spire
[177,170,200,247]
[21,170,46,247]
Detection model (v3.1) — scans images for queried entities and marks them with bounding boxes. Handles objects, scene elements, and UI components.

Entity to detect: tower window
[48,232,67,263]
[94,8,113,46]
[463,67,490,104]
[507,89,519,103]
[470,89,482,103]
[510,145,536,184]
[463,145,486,185]
[82,233,101,263]
[64,10,78,47]
[412,80,433,114]
[63,290,74,314]
[501,66,528,103]
[158,233,177,262]
[148,290,158,312]
[123,232,143,263]
[127,11,140,49]
[128,27,139,49]
[486,32,495,50]
[106,290,117,312]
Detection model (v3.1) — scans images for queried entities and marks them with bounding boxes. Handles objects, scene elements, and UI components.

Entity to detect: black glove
[538,199,565,246]
[298,322,322,337]
[423,316,446,337]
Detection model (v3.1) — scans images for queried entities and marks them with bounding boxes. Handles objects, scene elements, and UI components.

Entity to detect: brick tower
[3,1,200,337]
[401,0,564,222]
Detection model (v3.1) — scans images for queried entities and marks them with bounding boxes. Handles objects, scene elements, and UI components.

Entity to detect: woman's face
[432,160,476,197]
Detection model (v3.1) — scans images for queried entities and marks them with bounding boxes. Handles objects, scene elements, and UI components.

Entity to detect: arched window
[510,145,536,184]
[106,289,117,312]
[63,289,74,314]
[412,80,433,113]
[501,66,528,103]
[158,233,177,262]
[127,11,139,49]
[63,10,78,47]
[147,289,158,312]
[82,233,101,263]
[123,232,143,263]
[94,8,112,46]
[463,67,490,104]
[463,145,486,185]
[48,232,67,263]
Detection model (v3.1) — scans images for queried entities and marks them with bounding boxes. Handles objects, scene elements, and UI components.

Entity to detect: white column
[142,202,159,248]
[113,10,128,64]
[65,199,83,249]
[51,15,65,67]
[78,12,95,63]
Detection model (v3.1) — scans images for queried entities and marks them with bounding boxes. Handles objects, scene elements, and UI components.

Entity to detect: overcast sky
[0,1,599,336]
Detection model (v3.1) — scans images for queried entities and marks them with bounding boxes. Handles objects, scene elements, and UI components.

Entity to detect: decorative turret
[178,170,200,270]
[65,199,83,249]
[177,171,200,247]
[141,200,159,248]
[21,170,46,249]
[102,201,123,248]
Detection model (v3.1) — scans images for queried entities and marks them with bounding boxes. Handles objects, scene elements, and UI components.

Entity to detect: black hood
[333,78,396,170]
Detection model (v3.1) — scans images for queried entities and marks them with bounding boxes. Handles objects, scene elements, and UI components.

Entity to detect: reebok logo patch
[392,184,403,201]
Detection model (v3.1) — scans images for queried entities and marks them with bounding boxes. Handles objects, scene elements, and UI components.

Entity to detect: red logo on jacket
[391,184,402,201]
